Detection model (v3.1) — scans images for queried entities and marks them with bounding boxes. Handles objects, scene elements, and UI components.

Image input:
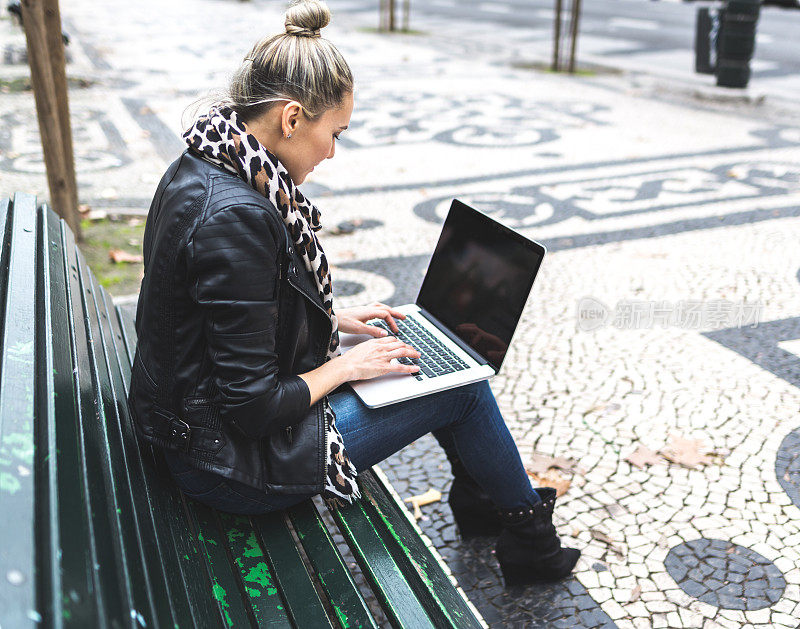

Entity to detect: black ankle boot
[495,488,581,586]
[447,457,503,538]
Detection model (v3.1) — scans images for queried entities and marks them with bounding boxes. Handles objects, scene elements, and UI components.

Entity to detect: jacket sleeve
[186,203,310,440]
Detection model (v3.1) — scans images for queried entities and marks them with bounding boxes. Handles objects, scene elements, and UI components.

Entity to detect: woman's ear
[281,101,303,138]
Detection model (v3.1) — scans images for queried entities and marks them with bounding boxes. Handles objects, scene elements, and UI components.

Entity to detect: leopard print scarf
[184,106,360,508]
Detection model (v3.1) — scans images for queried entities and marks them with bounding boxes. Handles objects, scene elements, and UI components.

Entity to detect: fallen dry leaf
[589,529,624,557]
[629,584,641,603]
[403,488,442,521]
[108,249,143,264]
[659,434,714,469]
[526,469,571,497]
[624,446,664,470]
[528,452,579,475]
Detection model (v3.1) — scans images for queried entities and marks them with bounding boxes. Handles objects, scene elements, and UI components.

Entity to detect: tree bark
[552,0,563,72]
[20,0,80,239]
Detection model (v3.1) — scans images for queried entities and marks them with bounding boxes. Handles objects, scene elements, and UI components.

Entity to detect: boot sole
[498,548,581,586]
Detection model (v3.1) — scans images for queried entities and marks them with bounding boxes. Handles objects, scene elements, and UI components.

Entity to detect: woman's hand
[337,302,406,336]
[338,336,420,381]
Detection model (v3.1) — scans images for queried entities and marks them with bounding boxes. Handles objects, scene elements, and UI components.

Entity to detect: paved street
[2,0,800,626]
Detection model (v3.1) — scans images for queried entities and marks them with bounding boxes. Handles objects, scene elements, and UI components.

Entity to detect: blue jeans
[163,380,540,515]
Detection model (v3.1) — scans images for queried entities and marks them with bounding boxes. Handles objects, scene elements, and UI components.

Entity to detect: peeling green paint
[211,583,233,627]
[243,562,273,590]
[183,554,189,561]
[0,472,20,494]
[8,340,34,364]
[245,587,261,598]
[226,527,244,544]
[333,607,349,627]
[3,432,34,461]
[198,532,217,547]
[243,531,262,558]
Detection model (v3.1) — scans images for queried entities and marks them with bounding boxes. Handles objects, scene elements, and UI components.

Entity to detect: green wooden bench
[0,192,487,628]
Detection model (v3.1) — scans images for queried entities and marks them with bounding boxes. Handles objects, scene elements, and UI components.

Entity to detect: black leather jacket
[127,150,332,494]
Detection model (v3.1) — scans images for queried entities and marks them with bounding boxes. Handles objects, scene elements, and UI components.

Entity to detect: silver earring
[286,133,292,139]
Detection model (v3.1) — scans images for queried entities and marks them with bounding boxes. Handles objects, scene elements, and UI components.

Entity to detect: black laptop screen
[416,200,545,372]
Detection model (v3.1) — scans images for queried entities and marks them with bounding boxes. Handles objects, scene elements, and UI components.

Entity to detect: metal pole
[568,0,582,73]
[551,0,563,71]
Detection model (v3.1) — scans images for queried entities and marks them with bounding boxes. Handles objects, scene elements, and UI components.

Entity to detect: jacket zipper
[283,241,332,491]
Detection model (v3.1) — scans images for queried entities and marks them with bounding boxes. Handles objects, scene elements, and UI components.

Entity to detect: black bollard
[715,0,760,88]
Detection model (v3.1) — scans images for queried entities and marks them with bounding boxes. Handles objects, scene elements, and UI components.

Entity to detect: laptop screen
[416,200,545,372]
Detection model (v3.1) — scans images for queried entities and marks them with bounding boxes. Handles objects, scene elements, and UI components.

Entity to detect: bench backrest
[0,193,486,628]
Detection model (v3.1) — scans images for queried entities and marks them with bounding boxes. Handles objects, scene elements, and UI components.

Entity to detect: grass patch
[78,216,145,297]
[511,60,621,77]
[0,75,94,93]
[357,26,427,36]
[0,77,30,93]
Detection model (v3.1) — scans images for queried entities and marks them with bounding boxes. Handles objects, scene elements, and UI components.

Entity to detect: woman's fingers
[359,322,388,337]
[386,346,420,360]
[368,302,406,332]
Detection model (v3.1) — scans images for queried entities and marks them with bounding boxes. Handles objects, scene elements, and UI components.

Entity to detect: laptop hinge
[417,307,493,370]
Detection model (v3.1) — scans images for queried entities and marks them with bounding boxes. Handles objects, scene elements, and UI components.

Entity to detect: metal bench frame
[0,192,486,628]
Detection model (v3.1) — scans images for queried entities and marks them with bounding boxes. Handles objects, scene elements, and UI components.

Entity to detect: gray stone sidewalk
[2,1,800,626]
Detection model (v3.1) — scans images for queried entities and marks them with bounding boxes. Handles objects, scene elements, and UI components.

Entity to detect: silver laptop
[339,199,546,408]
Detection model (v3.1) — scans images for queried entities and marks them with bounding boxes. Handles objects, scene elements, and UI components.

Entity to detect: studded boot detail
[495,488,581,586]
[447,456,504,538]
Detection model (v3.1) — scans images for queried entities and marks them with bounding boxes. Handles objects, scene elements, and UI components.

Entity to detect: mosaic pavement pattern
[2,0,800,626]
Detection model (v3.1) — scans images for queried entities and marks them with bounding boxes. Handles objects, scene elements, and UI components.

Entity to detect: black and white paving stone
[2,0,800,626]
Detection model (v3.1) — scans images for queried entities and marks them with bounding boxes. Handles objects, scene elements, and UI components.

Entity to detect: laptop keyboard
[371,316,470,381]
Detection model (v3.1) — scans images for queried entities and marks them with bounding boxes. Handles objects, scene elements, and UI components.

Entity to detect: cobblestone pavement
[2,0,800,626]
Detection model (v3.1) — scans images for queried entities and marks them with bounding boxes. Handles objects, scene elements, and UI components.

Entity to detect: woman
[127,0,580,586]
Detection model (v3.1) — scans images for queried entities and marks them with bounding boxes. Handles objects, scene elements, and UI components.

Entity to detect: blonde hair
[225,0,352,122]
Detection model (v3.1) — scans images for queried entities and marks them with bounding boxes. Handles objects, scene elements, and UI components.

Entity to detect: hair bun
[285,0,330,38]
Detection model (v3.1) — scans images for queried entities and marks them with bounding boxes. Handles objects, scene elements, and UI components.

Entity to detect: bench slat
[253,512,335,628]
[217,512,293,627]
[91,272,207,626]
[60,223,143,624]
[287,500,379,629]
[332,499,436,629]
[0,193,39,628]
[360,470,486,628]
[41,204,105,627]
[110,301,232,628]
[185,500,257,627]
[83,258,184,626]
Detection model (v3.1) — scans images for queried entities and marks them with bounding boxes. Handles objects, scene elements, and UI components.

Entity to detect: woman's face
[278,92,354,185]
